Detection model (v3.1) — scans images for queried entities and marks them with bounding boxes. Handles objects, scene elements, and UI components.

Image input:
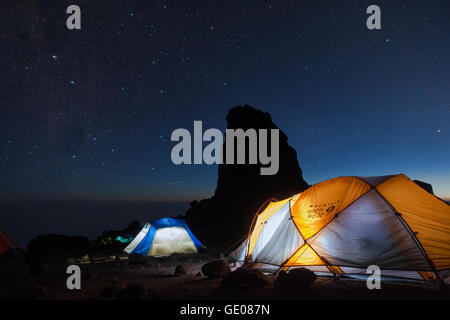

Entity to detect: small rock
[117,284,146,300]
[221,268,270,290]
[273,268,316,295]
[201,260,231,278]
[174,264,189,275]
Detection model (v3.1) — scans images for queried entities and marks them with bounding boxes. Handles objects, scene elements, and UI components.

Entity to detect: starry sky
[1,0,449,203]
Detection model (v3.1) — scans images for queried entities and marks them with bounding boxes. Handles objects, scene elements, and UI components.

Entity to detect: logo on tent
[307,200,340,219]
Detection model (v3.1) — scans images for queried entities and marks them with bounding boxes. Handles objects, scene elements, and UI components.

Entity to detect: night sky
[1,0,449,204]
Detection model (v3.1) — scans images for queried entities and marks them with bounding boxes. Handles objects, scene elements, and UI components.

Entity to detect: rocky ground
[1,250,449,300]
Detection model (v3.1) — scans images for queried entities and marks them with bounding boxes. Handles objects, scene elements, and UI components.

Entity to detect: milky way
[1,0,449,201]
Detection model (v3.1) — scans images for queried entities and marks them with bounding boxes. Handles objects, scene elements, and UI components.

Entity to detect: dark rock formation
[185,105,309,246]
[413,180,434,195]
[201,260,231,278]
[27,235,92,268]
[28,234,92,257]
[94,220,141,253]
[0,248,30,273]
[221,268,270,291]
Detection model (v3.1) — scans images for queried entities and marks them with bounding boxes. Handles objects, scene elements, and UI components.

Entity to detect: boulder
[221,269,270,290]
[274,268,317,295]
[185,105,309,246]
[174,264,189,275]
[201,260,231,278]
[27,234,92,259]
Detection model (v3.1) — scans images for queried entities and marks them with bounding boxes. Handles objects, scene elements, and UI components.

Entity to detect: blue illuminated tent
[124,218,203,257]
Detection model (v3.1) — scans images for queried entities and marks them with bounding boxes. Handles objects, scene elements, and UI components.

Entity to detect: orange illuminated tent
[0,231,19,254]
[230,174,450,282]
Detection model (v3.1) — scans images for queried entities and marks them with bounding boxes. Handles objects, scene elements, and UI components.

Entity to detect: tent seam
[373,188,440,281]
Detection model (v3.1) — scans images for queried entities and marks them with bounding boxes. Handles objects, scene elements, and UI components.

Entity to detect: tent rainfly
[124,218,203,257]
[0,231,19,254]
[230,174,450,282]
